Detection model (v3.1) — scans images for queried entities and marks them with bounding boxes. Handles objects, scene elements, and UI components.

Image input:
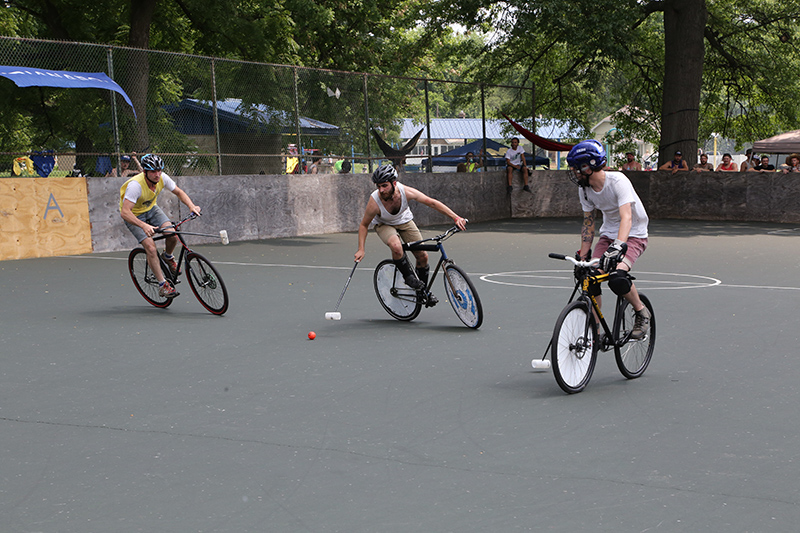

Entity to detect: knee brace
[588,281,602,297]
[608,270,632,296]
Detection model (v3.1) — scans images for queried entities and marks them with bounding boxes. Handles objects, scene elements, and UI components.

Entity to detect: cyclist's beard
[379,183,396,201]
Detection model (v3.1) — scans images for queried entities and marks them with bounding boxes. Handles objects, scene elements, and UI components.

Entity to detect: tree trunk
[123,0,158,151]
[659,0,707,167]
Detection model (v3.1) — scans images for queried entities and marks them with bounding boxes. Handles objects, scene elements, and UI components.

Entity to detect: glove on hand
[600,240,627,272]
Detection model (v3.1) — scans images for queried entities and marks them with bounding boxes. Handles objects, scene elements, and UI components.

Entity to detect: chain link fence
[0,36,537,177]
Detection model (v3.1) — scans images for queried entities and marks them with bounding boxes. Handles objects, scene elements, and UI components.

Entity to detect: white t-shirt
[123,173,177,204]
[505,146,525,166]
[579,171,648,239]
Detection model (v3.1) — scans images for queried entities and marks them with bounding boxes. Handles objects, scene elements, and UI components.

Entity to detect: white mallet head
[325,312,341,321]
[531,359,552,371]
[220,230,229,245]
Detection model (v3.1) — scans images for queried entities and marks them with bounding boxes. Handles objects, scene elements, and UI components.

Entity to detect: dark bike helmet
[566,140,606,186]
[566,140,606,171]
[372,164,398,184]
[141,153,165,171]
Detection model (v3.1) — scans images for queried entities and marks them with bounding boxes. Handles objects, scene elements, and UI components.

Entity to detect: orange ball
[308,331,316,340]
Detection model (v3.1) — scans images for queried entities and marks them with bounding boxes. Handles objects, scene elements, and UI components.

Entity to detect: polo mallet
[325,261,359,320]
[531,339,552,371]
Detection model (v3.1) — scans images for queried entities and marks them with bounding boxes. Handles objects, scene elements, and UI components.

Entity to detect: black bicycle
[538,253,656,393]
[373,225,483,328]
[127,213,230,315]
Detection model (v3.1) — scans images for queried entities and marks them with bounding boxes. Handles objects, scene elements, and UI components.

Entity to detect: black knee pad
[608,270,632,296]
[588,281,602,297]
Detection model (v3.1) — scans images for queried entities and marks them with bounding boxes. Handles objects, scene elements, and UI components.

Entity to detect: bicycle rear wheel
[443,264,483,329]
[373,259,421,321]
[614,294,655,378]
[551,300,597,394]
[128,248,173,308]
[185,252,229,315]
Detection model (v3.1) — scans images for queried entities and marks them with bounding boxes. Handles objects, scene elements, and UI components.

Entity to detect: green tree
[436,0,800,165]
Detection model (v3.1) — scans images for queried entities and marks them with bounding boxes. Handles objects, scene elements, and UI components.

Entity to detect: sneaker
[630,307,651,340]
[159,280,179,298]
[425,291,439,307]
[523,184,531,192]
[506,185,513,194]
[161,252,178,276]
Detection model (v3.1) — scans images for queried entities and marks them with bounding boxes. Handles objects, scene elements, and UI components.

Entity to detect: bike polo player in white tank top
[355,164,467,304]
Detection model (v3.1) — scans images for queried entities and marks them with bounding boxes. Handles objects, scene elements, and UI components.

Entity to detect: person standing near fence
[107,153,143,178]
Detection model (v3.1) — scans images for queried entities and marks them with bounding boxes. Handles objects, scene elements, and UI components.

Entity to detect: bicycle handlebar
[406,220,468,247]
[549,253,600,268]
[154,212,199,234]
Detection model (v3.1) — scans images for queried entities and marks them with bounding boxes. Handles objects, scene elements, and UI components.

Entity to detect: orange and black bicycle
[534,253,656,394]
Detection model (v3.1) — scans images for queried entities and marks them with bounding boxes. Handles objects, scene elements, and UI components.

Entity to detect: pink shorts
[592,235,648,269]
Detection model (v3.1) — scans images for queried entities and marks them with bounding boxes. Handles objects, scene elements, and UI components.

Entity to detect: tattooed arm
[578,210,596,260]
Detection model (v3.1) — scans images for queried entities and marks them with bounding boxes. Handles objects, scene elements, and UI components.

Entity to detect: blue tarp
[0,67,136,118]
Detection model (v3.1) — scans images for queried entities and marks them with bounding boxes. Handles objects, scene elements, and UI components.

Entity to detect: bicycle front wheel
[373,259,421,321]
[551,300,597,394]
[614,294,655,379]
[185,252,229,315]
[128,248,173,308]
[443,264,483,329]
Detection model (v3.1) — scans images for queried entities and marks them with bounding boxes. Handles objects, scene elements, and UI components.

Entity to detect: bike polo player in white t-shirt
[566,139,651,340]
[355,164,467,305]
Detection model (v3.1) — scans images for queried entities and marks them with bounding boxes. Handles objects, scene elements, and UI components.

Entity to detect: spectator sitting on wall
[693,153,714,172]
[716,153,739,171]
[505,137,531,193]
[658,150,689,173]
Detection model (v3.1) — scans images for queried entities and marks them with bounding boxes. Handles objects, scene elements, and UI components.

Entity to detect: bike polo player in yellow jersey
[119,154,202,298]
[355,164,467,305]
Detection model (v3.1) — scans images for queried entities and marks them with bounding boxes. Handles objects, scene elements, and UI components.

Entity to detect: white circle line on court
[65,256,800,291]
[480,270,722,290]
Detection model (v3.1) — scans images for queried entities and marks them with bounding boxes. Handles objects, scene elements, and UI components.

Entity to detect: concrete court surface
[2,217,800,532]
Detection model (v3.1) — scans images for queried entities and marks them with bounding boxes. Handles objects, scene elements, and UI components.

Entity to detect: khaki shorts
[374,220,423,247]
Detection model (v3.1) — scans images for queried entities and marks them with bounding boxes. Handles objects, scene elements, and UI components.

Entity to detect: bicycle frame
[402,226,460,297]
[151,214,199,283]
[559,256,633,351]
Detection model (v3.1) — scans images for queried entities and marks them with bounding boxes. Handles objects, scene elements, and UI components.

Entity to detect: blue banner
[0,67,136,118]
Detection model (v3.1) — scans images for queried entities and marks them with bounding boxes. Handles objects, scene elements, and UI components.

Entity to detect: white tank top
[370,182,414,226]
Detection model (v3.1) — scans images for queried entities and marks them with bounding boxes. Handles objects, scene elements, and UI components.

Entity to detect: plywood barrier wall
[0,177,93,260]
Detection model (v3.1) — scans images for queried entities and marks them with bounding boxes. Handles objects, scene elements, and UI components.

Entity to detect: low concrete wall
[88,171,512,253]
[85,168,800,254]
[511,169,800,223]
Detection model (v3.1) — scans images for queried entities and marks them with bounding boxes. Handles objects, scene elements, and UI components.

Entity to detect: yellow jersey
[119,173,165,215]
